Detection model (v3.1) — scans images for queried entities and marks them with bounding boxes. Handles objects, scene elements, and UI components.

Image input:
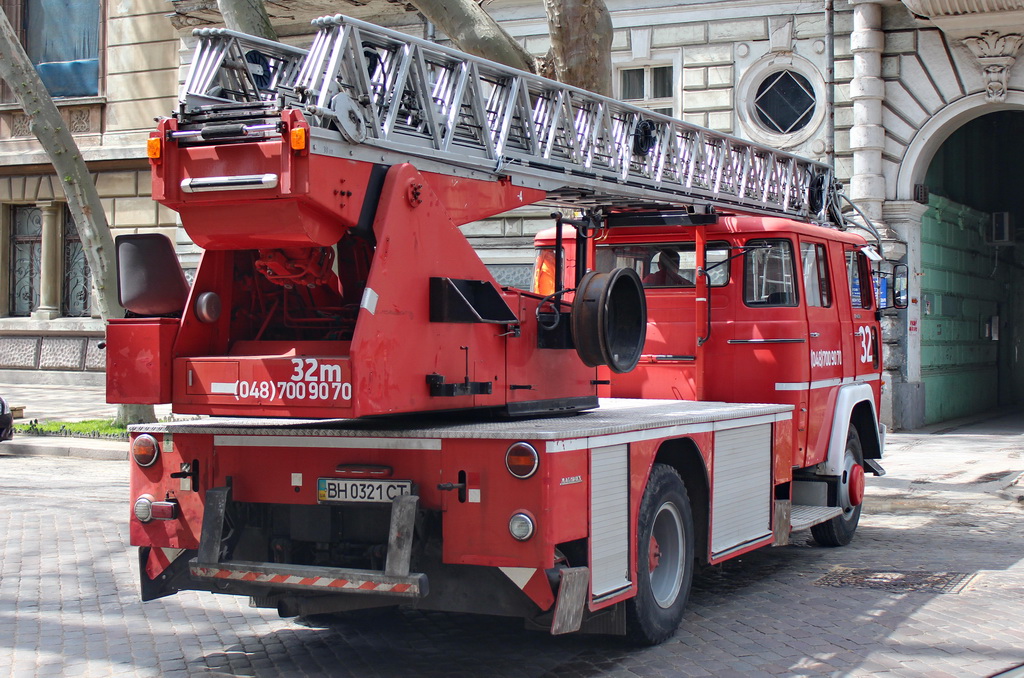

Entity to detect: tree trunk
[408,0,536,72]
[544,0,613,96]
[217,0,277,40]
[0,9,155,426]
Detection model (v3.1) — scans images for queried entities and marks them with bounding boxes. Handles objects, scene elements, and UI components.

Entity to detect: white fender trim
[821,383,879,476]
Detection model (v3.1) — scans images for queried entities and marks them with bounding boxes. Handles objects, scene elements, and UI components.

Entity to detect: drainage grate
[814,567,977,594]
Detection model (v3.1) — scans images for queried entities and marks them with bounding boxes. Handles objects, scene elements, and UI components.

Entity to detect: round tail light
[509,512,535,541]
[505,442,539,479]
[132,434,160,467]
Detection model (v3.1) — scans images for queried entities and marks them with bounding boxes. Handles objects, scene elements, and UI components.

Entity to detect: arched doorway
[914,111,1024,422]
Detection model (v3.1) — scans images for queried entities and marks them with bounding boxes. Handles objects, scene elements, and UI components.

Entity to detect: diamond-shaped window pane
[754,70,815,134]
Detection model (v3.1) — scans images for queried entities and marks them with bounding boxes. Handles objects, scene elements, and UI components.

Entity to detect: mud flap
[773,499,792,546]
[550,566,589,635]
[197,485,231,566]
[139,546,197,601]
[384,494,418,577]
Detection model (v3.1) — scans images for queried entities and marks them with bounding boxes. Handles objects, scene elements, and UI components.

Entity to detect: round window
[735,53,825,149]
[753,70,816,134]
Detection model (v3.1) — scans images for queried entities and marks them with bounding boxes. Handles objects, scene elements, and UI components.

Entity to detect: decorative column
[882,200,929,431]
[849,0,887,224]
[31,201,61,320]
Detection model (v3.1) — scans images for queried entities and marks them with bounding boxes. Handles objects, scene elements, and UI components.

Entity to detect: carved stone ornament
[962,31,1024,101]
[65,107,91,134]
[11,113,31,137]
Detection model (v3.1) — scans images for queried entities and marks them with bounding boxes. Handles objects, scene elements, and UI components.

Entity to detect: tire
[811,425,864,547]
[626,464,695,646]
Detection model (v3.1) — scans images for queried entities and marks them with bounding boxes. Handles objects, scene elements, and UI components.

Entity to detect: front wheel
[811,425,865,547]
[626,464,695,646]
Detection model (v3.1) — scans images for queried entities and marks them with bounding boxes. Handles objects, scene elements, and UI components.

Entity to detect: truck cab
[536,210,887,544]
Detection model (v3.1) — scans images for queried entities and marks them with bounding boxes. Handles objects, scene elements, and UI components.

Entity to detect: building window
[10,205,42,317]
[754,70,815,134]
[62,206,91,317]
[735,54,825,149]
[7,203,91,318]
[0,0,100,101]
[620,65,675,117]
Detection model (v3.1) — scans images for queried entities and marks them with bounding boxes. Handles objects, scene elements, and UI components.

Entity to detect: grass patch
[14,419,128,440]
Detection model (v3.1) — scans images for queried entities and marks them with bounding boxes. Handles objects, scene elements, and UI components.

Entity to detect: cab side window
[800,242,831,307]
[744,239,798,306]
[594,242,731,288]
[845,250,873,309]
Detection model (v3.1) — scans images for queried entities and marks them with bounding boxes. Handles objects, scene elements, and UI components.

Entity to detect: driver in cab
[643,249,690,286]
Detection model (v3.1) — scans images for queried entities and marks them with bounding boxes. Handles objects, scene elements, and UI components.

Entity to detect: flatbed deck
[131,399,792,442]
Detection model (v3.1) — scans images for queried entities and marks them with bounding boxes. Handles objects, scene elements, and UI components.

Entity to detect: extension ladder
[180,15,836,220]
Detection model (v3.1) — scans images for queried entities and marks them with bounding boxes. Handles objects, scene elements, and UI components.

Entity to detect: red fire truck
[106,15,903,645]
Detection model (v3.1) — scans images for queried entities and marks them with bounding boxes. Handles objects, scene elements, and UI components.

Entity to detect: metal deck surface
[132,399,792,441]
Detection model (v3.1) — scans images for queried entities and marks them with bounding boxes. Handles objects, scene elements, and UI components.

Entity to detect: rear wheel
[626,464,695,645]
[811,425,864,547]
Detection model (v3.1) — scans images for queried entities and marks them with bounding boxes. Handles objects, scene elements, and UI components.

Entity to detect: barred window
[62,206,91,317]
[10,205,42,317]
[7,204,91,317]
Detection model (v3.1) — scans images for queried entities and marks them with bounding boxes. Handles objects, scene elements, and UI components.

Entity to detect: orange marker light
[290,127,307,151]
[146,137,161,159]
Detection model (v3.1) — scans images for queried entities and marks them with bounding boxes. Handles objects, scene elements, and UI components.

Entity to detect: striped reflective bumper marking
[191,565,415,594]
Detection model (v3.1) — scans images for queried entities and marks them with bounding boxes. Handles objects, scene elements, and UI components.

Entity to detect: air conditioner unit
[990,212,1014,245]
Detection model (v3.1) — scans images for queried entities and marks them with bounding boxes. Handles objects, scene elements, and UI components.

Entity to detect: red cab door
[799,238,843,466]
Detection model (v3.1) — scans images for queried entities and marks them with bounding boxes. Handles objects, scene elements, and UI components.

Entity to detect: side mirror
[116,233,190,316]
[892,263,909,310]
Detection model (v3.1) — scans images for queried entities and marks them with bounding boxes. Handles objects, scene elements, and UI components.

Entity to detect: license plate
[317,478,412,504]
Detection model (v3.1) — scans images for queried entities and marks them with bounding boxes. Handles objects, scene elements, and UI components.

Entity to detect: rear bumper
[189,559,426,597]
[187,485,426,600]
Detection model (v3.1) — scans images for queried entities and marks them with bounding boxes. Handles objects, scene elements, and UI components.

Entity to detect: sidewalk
[1,380,1023,501]
[0,382,173,461]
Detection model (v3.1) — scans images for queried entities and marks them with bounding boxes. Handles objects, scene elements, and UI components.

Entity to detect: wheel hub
[650,501,684,608]
[648,536,661,573]
[848,463,865,507]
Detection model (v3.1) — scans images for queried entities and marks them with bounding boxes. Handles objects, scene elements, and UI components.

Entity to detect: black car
[0,395,13,442]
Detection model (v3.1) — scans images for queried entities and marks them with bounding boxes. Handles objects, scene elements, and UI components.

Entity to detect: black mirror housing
[892,263,909,310]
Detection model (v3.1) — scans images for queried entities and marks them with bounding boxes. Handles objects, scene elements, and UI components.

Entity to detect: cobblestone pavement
[1,413,1023,678]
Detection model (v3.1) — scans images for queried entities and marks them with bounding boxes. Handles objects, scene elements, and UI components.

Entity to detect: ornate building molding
[962,31,1024,100]
[900,0,1024,100]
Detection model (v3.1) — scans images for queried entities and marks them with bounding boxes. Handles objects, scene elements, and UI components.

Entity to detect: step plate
[791,505,844,532]
[190,559,426,597]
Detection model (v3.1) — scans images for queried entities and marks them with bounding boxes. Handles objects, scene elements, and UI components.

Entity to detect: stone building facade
[5,0,1020,428]
[0,0,180,386]
[446,0,1024,430]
